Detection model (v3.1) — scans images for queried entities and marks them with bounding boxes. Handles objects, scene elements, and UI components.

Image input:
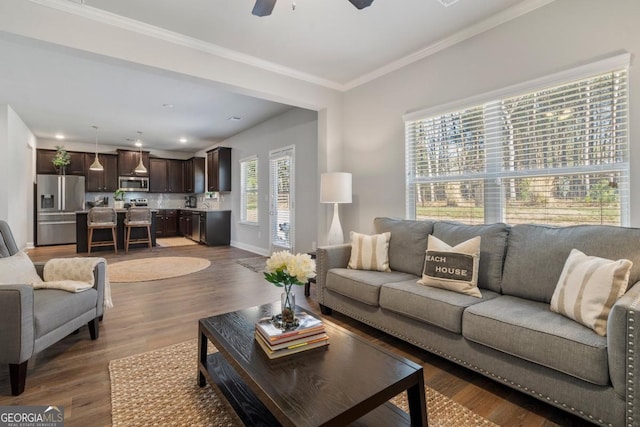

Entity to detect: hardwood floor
[0,243,588,426]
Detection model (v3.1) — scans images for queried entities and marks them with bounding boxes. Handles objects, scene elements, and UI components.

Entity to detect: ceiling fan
[252,0,374,17]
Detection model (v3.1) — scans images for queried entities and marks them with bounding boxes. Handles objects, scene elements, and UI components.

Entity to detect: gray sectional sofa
[316,217,640,427]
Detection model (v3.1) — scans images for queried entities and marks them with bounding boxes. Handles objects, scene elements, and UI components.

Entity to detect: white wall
[209,108,318,255]
[342,0,640,233]
[0,105,37,249]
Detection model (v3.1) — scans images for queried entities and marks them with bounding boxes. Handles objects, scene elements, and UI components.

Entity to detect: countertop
[77,208,230,213]
[76,209,159,214]
[175,207,231,212]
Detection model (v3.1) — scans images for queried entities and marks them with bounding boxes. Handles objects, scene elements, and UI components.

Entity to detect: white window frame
[404,54,630,226]
[240,155,259,225]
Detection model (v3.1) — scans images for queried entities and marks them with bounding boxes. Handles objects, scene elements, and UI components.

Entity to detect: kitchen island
[75,210,158,253]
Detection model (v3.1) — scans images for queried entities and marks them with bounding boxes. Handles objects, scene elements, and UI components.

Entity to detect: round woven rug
[108,257,211,283]
[109,340,498,426]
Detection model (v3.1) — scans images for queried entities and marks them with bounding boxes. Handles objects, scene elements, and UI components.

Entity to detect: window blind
[240,156,258,223]
[406,65,629,226]
[269,149,294,249]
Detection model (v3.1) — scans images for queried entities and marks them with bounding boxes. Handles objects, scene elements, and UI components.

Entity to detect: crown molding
[343,0,557,90]
[28,0,555,93]
[26,0,344,91]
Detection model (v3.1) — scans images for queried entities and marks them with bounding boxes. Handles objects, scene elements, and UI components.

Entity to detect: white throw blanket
[41,257,113,309]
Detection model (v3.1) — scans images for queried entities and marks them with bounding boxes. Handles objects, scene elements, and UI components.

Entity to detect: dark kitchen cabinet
[85,154,118,192]
[156,209,178,237]
[185,157,205,194]
[36,149,86,175]
[117,149,150,177]
[178,210,192,237]
[150,158,184,193]
[168,160,184,193]
[200,210,231,246]
[206,147,231,192]
[149,158,168,192]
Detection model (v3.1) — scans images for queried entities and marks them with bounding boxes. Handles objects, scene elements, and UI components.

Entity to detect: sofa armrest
[0,285,35,364]
[93,260,107,317]
[38,258,108,315]
[316,244,351,304]
[608,281,640,424]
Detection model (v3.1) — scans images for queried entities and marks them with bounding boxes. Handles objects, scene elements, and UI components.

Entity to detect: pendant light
[89,125,104,171]
[134,131,147,174]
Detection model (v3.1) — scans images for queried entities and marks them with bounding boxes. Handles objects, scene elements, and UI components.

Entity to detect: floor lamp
[321,172,352,246]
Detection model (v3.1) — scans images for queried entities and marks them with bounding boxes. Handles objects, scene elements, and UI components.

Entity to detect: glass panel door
[269,146,295,253]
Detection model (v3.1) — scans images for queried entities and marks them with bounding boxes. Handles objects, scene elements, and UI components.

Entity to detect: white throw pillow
[418,235,482,298]
[0,251,43,285]
[348,231,391,272]
[551,248,632,336]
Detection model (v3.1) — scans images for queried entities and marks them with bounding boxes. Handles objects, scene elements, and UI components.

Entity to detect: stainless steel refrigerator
[36,174,85,245]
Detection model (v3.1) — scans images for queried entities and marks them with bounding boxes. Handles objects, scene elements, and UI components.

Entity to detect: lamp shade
[320,172,352,204]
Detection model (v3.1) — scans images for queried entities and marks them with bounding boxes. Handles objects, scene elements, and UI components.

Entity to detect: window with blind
[405,57,629,226]
[240,156,258,224]
[270,146,295,251]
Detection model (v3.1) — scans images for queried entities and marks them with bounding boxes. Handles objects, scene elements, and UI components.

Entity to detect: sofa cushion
[463,295,609,386]
[380,279,499,333]
[326,268,417,307]
[0,252,43,285]
[432,221,509,293]
[348,231,391,272]
[551,249,632,336]
[418,235,482,298]
[34,288,98,338]
[374,217,434,276]
[502,224,640,303]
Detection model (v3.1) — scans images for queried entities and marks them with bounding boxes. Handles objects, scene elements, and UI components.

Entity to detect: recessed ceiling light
[162,103,174,108]
[228,116,242,121]
[55,133,65,140]
[135,141,142,147]
[179,138,188,143]
[437,0,460,6]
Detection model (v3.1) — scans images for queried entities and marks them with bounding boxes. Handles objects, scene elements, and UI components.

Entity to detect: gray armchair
[0,220,106,395]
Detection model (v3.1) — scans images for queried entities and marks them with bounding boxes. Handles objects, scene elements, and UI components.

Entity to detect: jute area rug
[109,340,497,427]
[156,237,199,247]
[108,257,210,283]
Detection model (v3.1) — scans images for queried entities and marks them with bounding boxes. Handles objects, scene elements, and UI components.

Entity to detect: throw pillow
[418,235,482,298]
[550,248,632,336]
[348,231,391,272]
[0,251,43,285]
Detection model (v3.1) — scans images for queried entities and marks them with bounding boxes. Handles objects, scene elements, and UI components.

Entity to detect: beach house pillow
[0,251,43,285]
[348,231,391,272]
[551,248,632,336]
[418,235,482,298]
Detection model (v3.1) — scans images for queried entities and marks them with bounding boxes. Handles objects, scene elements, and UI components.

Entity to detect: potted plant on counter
[113,189,125,209]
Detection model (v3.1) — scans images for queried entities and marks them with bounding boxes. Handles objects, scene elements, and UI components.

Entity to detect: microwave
[119,176,149,192]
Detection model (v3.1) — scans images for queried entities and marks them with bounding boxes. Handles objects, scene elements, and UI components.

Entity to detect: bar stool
[124,207,152,253]
[87,207,118,254]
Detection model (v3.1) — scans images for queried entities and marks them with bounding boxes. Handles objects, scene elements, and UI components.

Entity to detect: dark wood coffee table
[198,302,427,426]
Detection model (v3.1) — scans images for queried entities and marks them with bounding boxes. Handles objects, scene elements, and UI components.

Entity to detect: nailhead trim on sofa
[329,300,615,426]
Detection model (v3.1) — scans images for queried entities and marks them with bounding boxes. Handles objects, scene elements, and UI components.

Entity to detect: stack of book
[255,311,329,359]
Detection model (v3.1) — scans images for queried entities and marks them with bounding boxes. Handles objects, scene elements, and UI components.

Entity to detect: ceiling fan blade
[347,0,374,9]
[252,0,277,16]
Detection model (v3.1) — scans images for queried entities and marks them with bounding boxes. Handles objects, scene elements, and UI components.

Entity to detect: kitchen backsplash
[85,192,220,210]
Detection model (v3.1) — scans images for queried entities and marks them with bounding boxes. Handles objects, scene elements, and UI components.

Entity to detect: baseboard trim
[230,241,269,257]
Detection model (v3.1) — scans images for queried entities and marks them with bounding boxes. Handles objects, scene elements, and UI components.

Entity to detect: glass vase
[280,290,296,328]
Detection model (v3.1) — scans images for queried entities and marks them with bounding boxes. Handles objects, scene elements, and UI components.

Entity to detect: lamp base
[327,203,344,246]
